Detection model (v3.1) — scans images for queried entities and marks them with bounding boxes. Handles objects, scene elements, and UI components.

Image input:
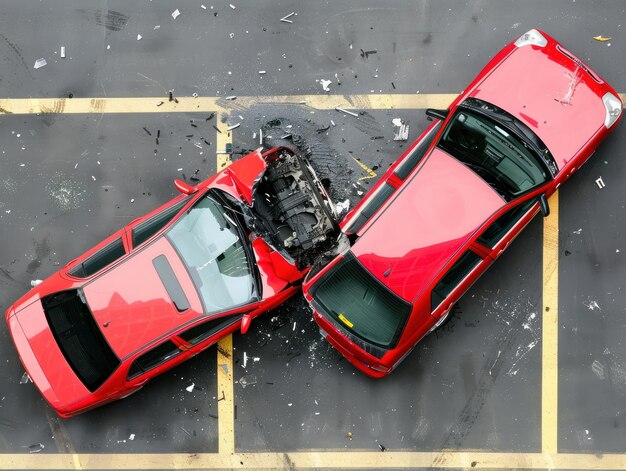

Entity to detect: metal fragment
[335,106,358,117]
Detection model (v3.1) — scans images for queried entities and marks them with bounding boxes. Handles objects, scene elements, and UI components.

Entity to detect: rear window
[310,252,411,349]
[68,238,126,278]
[42,290,120,392]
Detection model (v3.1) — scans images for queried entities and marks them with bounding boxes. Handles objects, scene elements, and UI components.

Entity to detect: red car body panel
[352,148,504,302]
[83,238,204,359]
[304,29,622,378]
[469,41,608,169]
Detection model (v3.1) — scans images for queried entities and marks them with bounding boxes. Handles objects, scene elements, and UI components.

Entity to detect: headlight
[514,29,548,48]
[603,92,623,128]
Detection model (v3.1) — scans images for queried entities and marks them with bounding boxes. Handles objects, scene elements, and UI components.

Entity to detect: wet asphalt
[1,0,626,463]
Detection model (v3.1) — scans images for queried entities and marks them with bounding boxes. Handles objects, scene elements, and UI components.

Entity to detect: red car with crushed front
[5,146,338,417]
[303,29,623,377]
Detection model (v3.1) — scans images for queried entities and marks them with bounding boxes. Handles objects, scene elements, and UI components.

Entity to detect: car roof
[82,236,204,359]
[351,147,505,303]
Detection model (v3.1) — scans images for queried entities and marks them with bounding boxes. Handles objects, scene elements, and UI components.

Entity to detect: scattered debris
[20,372,31,384]
[392,118,409,141]
[360,49,377,59]
[239,374,257,388]
[142,127,152,136]
[225,95,237,100]
[229,4,236,9]
[226,123,241,131]
[186,383,195,392]
[335,106,358,118]
[330,120,336,126]
[206,112,215,121]
[243,352,249,368]
[129,434,135,441]
[156,101,164,107]
[28,443,44,454]
[320,79,332,92]
[201,5,207,10]
[573,228,582,234]
[154,25,160,30]
[584,300,601,311]
[259,129,263,145]
[335,199,350,215]
[596,176,606,189]
[346,431,353,440]
[378,444,386,452]
[33,58,47,69]
[136,34,142,41]
[172,9,181,19]
[220,364,229,374]
[259,70,267,75]
[280,12,296,23]
[30,279,43,287]
[60,46,66,58]
[593,35,611,42]
[192,92,198,98]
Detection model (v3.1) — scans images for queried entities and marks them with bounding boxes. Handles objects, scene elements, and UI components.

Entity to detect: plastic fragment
[239,374,257,388]
[136,34,142,41]
[60,46,66,58]
[320,79,332,92]
[33,58,47,69]
[172,9,181,19]
[335,199,350,215]
[28,443,44,453]
[186,383,195,392]
[596,176,606,189]
[226,123,240,131]
[129,434,135,440]
[259,70,267,75]
[593,35,611,42]
[201,4,207,9]
[229,4,236,9]
[20,372,31,384]
[154,25,160,30]
[243,352,248,368]
[30,279,43,287]
[392,119,409,141]
[225,96,237,100]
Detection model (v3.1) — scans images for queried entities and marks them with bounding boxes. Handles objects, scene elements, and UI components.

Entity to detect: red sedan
[6,146,337,417]
[303,29,623,377]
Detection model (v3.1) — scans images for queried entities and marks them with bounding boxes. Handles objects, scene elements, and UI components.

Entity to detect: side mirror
[426,108,450,121]
[241,313,252,334]
[174,179,197,195]
[538,194,550,217]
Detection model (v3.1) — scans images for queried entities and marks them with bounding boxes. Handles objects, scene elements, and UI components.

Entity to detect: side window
[132,198,188,248]
[68,238,126,278]
[394,121,442,180]
[345,183,395,234]
[431,251,482,311]
[178,313,244,345]
[477,200,536,249]
[127,340,181,380]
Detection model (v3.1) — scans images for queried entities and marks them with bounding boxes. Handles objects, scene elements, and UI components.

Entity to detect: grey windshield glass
[439,109,548,200]
[168,195,254,312]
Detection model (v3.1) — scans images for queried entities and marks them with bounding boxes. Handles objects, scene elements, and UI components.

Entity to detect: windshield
[43,290,120,392]
[168,193,255,313]
[310,253,411,349]
[438,108,549,200]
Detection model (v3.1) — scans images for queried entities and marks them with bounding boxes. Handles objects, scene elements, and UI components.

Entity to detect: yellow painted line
[351,156,378,181]
[542,190,559,454]
[0,94,457,115]
[216,111,235,456]
[3,451,626,469]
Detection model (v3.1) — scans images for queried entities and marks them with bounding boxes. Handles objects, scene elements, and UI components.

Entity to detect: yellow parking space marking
[2,451,626,469]
[351,157,378,181]
[0,94,457,115]
[542,191,559,454]
[216,112,236,456]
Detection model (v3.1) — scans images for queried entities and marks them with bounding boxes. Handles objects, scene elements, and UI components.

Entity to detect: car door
[430,248,492,325]
[473,197,540,261]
